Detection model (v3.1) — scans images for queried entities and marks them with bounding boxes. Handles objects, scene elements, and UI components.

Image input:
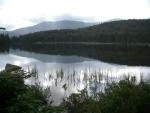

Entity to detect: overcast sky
[0,0,150,30]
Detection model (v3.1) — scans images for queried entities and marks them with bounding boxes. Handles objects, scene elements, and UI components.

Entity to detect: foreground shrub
[64,78,150,113]
[0,71,64,113]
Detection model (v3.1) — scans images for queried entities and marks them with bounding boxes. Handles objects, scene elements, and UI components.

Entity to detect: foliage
[0,68,150,113]
[63,78,150,113]
[100,79,150,113]
[0,71,64,113]
[63,89,101,113]
[0,72,26,113]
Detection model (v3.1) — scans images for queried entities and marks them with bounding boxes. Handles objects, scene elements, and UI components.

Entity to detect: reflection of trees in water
[12,44,150,66]
[28,69,145,105]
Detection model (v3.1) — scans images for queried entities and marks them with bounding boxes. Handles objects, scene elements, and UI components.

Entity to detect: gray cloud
[0,23,14,30]
[149,0,150,4]
[28,17,47,24]
[6,25,14,30]
[0,0,5,6]
[4,25,14,31]
[26,14,98,25]
[54,14,97,22]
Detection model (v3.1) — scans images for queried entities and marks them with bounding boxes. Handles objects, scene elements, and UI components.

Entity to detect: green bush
[0,71,64,113]
[64,78,150,113]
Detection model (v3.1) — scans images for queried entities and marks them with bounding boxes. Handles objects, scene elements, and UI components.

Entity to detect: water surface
[0,49,150,105]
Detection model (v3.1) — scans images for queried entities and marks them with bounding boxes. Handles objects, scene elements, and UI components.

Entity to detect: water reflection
[0,49,150,105]
[12,44,150,66]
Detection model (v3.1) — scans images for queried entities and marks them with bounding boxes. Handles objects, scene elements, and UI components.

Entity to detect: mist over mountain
[9,20,97,36]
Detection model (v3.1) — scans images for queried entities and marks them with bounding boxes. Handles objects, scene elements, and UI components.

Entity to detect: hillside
[9,20,97,36]
[11,19,150,44]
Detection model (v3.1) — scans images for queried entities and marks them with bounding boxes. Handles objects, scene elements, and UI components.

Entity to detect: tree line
[0,34,10,46]
[1,19,150,45]
[11,19,150,45]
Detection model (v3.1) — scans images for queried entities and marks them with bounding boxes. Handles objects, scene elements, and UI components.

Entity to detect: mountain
[11,19,150,44]
[103,18,121,23]
[10,19,150,66]
[9,20,97,36]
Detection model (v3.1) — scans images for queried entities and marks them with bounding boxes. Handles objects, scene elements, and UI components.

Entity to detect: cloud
[54,14,97,22]
[0,0,4,5]
[0,0,150,30]
[148,0,150,4]
[0,22,14,30]
[0,0,5,8]
[4,25,14,30]
[28,17,47,24]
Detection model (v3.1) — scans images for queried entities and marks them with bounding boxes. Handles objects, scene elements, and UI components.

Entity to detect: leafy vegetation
[0,70,64,113]
[63,77,150,113]
[0,68,150,113]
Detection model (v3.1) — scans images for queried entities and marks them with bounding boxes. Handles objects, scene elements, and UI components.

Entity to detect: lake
[0,48,150,105]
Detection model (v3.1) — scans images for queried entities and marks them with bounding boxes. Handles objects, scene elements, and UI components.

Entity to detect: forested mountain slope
[12,19,150,44]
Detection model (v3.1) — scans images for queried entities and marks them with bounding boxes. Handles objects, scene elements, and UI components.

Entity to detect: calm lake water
[0,49,150,105]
